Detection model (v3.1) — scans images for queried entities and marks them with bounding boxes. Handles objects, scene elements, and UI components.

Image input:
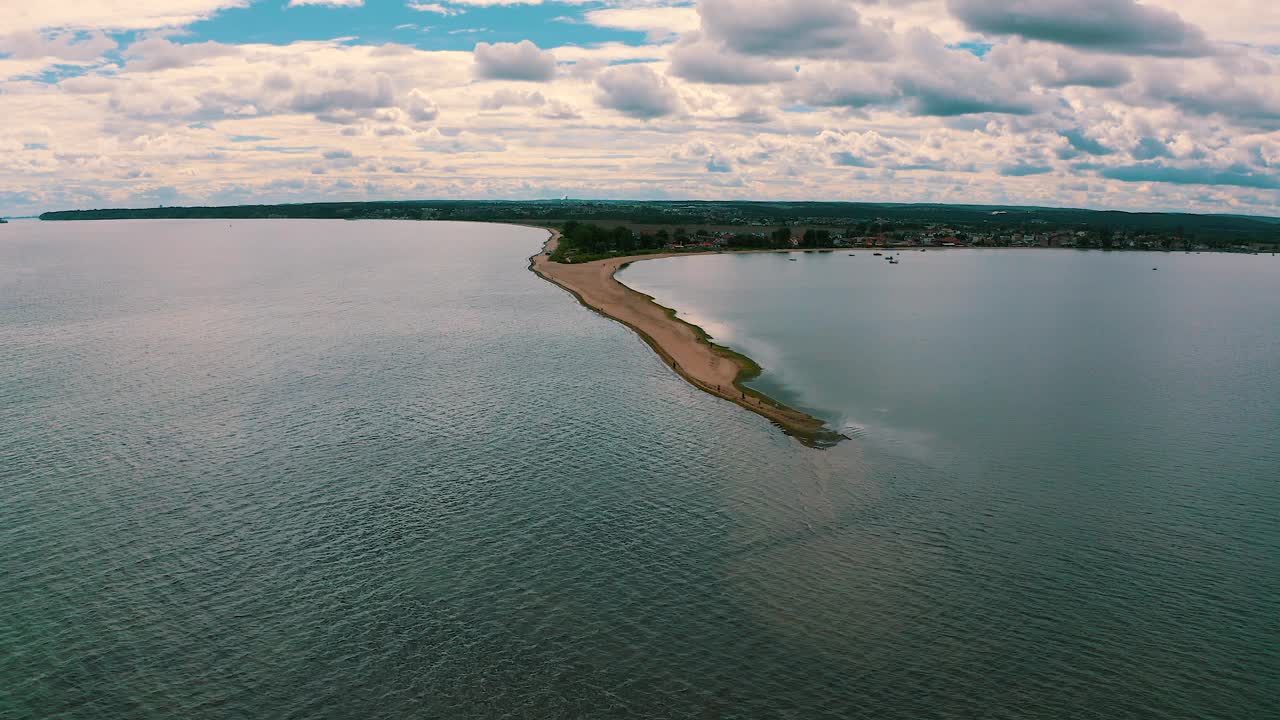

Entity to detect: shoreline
[529,230,845,448]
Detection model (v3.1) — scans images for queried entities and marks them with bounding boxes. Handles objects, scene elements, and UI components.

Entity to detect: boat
[873,252,882,256]
[888,257,899,264]
[788,258,797,261]
[848,253,855,256]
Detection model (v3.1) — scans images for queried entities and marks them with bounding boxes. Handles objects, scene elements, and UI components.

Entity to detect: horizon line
[23,199,1280,222]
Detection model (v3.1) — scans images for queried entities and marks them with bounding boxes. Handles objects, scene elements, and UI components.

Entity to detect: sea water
[3,221,1276,718]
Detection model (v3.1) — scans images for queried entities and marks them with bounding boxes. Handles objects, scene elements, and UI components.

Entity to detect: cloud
[1156,0,1280,48]
[540,99,581,120]
[898,78,1036,116]
[792,30,1041,116]
[832,152,875,168]
[822,129,981,174]
[1043,58,1133,88]
[706,155,733,173]
[1131,136,1172,160]
[949,0,1212,57]
[669,36,796,85]
[595,64,680,119]
[584,7,700,41]
[99,49,402,125]
[9,1,249,34]
[0,30,116,61]
[1000,162,1054,176]
[987,41,1134,88]
[1060,129,1114,156]
[731,107,773,123]
[414,127,505,153]
[1101,162,1280,188]
[122,36,240,72]
[473,40,556,81]
[794,68,897,109]
[407,2,463,15]
[404,88,439,122]
[289,73,395,117]
[697,0,891,59]
[479,89,546,110]
[1138,59,1280,129]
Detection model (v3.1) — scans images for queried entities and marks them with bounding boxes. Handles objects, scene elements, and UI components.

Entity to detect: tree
[800,229,831,248]
[612,226,635,252]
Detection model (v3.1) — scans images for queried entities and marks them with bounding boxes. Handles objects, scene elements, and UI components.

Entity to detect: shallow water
[3,222,1277,718]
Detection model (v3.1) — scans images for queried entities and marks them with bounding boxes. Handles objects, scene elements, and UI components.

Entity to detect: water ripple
[1,221,1276,719]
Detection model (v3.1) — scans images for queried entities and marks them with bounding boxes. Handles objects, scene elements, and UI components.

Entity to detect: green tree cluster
[553,222,665,262]
[800,229,831,247]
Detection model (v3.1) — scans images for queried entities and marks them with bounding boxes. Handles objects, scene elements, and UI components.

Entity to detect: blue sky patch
[182,1,646,51]
[947,41,994,57]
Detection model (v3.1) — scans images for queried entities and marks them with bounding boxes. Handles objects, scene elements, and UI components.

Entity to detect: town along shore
[529,231,844,448]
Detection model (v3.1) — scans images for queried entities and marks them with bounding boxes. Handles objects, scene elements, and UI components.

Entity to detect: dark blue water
[3,222,1277,719]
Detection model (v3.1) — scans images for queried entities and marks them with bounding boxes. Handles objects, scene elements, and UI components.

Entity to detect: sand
[529,231,843,447]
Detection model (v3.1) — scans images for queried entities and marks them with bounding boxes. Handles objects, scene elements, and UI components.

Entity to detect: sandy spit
[529,230,844,447]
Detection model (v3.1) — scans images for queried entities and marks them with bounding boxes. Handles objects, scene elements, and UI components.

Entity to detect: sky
[1,0,1278,216]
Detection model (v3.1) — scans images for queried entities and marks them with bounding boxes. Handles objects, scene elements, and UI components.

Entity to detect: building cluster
[653,223,1247,252]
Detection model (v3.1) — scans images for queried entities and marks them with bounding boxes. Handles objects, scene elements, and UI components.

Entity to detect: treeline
[41,202,442,221]
[725,228,835,248]
[552,223,857,262]
[36,200,1278,246]
[721,228,791,248]
[553,221,664,259]
[552,222,674,261]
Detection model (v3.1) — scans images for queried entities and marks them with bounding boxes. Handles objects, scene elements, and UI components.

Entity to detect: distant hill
[38,200,1280,244]
[1219,214,1280,225]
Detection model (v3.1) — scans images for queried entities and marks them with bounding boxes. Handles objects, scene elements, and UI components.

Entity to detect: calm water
[2,222,1276,719]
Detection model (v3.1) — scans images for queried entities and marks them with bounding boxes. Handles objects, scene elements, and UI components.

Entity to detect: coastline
[529,230,845,448]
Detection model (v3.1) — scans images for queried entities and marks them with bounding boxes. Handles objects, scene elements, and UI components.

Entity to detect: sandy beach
[530,231,843,447]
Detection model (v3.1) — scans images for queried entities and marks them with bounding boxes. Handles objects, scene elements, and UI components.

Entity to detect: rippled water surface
[3,222,1277,719]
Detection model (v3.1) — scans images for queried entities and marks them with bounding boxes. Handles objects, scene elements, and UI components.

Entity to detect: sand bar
[530,231,844,447]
